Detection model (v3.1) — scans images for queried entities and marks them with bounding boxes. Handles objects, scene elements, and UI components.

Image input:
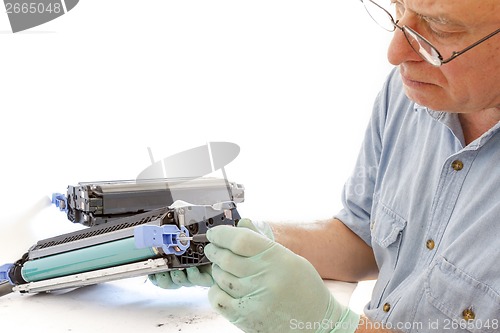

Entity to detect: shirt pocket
[424,257,500,333]
[371,202,407,268]
[369,203,407,308]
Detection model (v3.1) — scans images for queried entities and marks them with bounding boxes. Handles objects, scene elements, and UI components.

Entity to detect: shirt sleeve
[334,69,397,246]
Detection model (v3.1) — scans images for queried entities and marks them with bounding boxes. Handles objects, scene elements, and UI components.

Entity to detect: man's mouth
[400,66,437,88]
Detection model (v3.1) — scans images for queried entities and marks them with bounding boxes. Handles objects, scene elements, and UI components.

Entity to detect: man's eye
[427,24,459,38]
[430,28,453,38]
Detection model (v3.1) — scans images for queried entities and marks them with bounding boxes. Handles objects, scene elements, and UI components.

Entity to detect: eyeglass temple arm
[441,28,500,64]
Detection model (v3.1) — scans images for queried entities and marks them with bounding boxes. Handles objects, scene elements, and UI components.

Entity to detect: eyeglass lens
[403,28,442,65]
[363,0,444,65]
[363,0,396,31]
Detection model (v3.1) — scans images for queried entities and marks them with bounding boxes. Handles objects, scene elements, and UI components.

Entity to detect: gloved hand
[148,218,272,289]
[148,219,274,289]
[149,264,213,289]
[204,224,360,332]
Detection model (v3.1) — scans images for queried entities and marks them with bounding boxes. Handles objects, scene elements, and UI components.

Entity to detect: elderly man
[152,0,500,332]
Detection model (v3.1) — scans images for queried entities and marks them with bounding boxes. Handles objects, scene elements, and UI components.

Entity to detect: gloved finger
[185,266,213,287]
[204,243,263,277]
[211,264,257,299]
[206,225,273,257]
[237,218,259,232]
[237,218,274,241]
[149,272,181,289]
[199,263,212,275]
[208,282,244,324]
[170,269,194,287]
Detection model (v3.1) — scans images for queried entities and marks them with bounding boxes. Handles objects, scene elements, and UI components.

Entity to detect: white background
[0,0,391,324]
[0,0,392,255]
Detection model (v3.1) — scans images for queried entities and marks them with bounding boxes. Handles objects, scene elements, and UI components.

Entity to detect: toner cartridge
[54,177,244,227]
[1,200,240,295]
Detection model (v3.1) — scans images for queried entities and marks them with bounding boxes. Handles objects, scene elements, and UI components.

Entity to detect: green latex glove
[149,264,213,289]
[148,219,270,289]
[204,224,360,333]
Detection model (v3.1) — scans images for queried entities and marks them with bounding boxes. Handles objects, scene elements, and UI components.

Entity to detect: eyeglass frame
[361,0,500,67]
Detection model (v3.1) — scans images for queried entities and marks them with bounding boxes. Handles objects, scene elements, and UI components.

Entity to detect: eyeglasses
[361,0,500,67]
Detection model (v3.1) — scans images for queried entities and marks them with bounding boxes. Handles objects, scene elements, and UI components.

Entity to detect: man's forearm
[269,218,378,282]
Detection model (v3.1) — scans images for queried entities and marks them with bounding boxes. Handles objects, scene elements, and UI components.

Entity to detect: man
[151,0,500,331]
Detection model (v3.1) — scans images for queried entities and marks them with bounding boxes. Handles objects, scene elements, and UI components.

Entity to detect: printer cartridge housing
[3,201,240,294]
[57,177,244,226]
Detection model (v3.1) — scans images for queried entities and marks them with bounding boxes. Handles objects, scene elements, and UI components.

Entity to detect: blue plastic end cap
[0,263,14,285]
[134,225,190,255]
[51,193,68,212]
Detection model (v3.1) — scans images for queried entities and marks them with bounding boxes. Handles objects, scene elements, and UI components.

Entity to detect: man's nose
[387,28,423,65]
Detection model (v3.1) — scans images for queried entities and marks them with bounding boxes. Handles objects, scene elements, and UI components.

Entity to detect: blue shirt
[336,68,500,333]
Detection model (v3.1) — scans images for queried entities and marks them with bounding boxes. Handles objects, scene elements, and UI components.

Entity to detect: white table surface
[0,277,357,332]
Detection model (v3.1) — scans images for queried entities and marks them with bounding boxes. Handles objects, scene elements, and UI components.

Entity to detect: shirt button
[462,308,475,321]
[383,303,391,312]
[451,160,464,171]
[426,239,435,250]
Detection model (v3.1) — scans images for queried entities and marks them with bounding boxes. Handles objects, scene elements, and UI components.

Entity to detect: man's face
[387,0,500,113]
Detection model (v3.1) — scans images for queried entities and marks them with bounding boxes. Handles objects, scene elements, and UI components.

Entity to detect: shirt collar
[413,103,500,149]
